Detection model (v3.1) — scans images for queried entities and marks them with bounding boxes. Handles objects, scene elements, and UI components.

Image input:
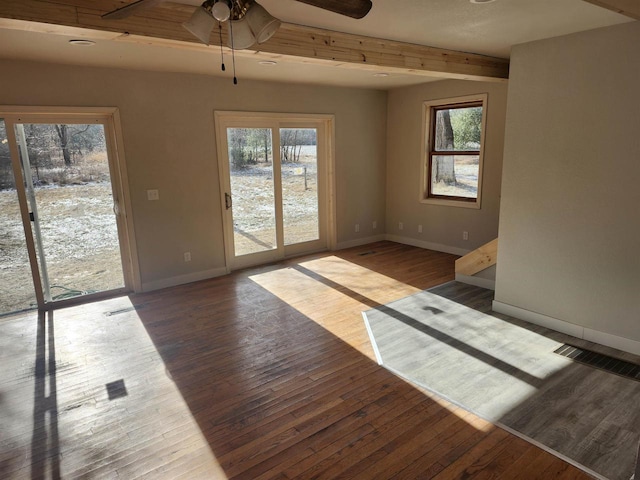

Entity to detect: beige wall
[0,59,387,289]
[385,80,508,255]
[495,22,640,346]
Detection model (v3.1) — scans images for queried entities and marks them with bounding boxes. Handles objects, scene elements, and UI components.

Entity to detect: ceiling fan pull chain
[218,22,226,71]
[229,8,238,85]
[232,52,238,85]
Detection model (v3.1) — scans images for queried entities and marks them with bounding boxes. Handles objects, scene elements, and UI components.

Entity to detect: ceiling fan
[102,0,371,83]
[102,0,372,48]
[103,0,372,21]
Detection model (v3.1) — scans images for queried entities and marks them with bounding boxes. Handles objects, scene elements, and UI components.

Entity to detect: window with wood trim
[422,94,487,207]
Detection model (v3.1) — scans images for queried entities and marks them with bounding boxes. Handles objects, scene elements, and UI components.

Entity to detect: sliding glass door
[14,122,126,302]
[0,109,136,313]
[216,113,332,270]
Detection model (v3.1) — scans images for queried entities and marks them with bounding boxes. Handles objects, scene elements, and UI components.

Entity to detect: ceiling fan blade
[294,0,372,19]
[102,0,165,20]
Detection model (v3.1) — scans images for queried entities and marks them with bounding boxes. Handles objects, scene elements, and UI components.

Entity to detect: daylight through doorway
[16,122,125,303]
[0,110,133,314]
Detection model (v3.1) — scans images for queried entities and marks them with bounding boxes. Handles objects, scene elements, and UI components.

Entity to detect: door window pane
[227,128,276,256]
[281,128,319,246]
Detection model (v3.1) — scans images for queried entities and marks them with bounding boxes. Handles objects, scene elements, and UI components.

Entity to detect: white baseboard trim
[492,301,640,356]
[583,328,640,358]
[141,267,229,293]
[385,234,470,257]
[492,301,583,338]
[455,273,495,291]
[335,234,386,250]
[333,234,470,257]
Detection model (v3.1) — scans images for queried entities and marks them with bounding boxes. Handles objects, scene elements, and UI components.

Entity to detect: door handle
[225,193,232,210]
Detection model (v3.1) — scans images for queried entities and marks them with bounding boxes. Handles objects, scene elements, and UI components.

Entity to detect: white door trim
[214,111,336,271]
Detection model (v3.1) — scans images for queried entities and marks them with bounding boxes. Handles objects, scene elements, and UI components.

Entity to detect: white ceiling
[259,0,631,58]
[0,0,633,89]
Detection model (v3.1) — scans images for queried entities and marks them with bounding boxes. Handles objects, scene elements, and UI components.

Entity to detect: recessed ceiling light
[68,39,96,46]
[258,60,277,66]
[373,72,389,77]
[470,0,496,3]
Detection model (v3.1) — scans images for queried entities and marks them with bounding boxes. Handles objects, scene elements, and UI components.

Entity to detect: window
[422,94,487,208]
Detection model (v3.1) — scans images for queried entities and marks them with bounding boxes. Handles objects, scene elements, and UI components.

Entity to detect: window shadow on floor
[31,310,60,480]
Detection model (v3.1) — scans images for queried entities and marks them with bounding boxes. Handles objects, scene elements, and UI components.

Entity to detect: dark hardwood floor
[0,241,593,479]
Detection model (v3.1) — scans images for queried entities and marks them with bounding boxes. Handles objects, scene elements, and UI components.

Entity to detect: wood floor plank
[287,401,447,479]
[341,406,470,479]
[0,241,598,479]
[249,388,427,480]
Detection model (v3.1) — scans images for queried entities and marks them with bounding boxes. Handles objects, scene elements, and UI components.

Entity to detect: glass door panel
[280,128,319,246]
[227,128,277,257]
[0,119,38,315]
[15,122,125,302]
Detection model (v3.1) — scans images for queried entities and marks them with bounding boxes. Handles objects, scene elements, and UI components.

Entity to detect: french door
[0,108,137,313]
[215,112,334,270]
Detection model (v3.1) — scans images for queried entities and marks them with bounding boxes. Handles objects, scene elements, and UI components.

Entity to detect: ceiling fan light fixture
[211,0,231,22]
[228,16,256,50]
[245,2,281,44]
[183,6,216,45]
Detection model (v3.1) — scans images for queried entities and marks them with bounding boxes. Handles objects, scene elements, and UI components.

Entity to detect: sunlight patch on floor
[249,256,421,361]
[16,296,228,479]
[249,256,476,420]
[364,290,574,420]
[250,265,375,359]
[299,256,421,304]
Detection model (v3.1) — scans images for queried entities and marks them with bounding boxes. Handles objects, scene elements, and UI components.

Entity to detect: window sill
[420,197,481,209]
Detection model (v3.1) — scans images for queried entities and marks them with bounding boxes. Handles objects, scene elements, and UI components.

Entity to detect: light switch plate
[147,189,159,201]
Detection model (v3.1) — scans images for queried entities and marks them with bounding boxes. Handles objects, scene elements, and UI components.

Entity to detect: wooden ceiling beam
[0,0,509,82]
[581,0,640,20]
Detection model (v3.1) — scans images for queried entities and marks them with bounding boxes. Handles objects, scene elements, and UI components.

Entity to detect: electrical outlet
[355,224,360,233]
[184,252,191,262]
[147,189,159,201]
[418,224,423,233]
[399,222,403,231]
[372,220,377,229]
[463,231,469,241]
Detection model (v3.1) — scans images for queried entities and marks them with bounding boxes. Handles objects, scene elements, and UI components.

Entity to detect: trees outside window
[422,94,487,208]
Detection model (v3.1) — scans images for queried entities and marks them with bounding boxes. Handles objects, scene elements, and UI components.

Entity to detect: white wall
[495,22,640,351]
[386,80,508,255]
[0,60,387,289]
